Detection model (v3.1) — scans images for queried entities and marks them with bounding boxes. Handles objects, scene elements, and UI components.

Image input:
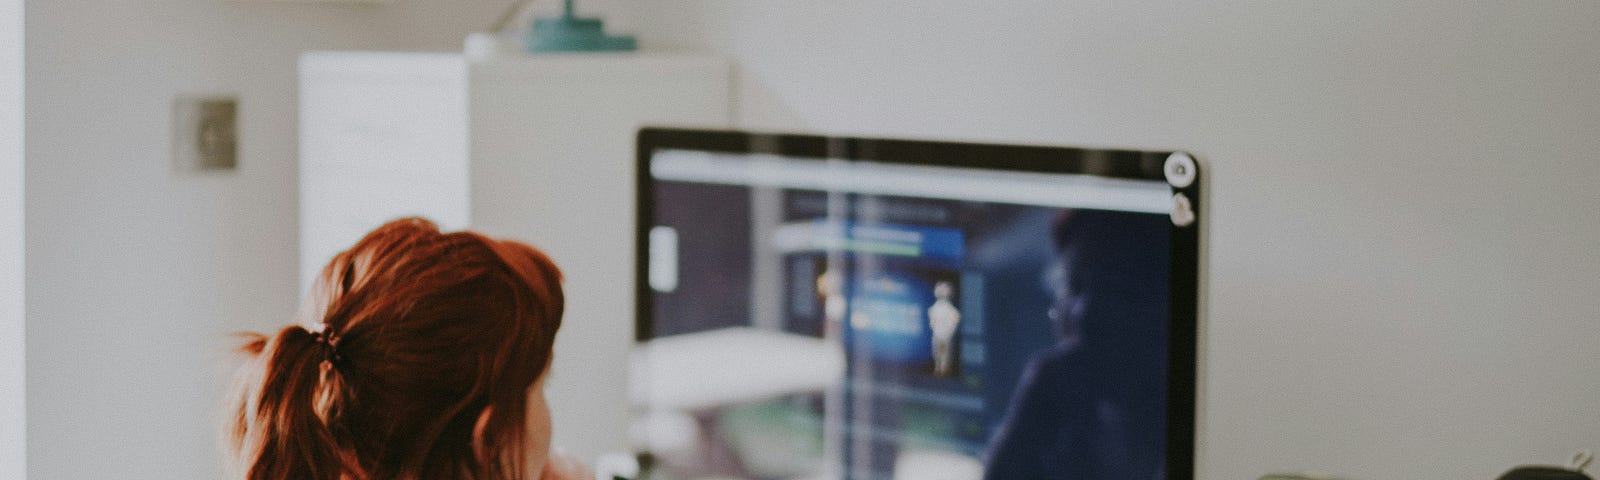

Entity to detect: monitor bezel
[634,127,1200,479]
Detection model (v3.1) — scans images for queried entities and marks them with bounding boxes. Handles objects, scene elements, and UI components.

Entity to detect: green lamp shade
[526,16,637,53]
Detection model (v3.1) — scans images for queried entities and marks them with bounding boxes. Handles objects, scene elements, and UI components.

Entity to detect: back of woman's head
[227,218,564,480]
[1049,209,1170,348]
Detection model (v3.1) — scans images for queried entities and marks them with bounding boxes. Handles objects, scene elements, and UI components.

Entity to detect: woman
[225,218,589,480]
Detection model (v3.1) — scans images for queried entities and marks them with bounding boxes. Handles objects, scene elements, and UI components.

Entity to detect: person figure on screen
[224,218,590,480]
[818,269,847,338]
[984,210,1171,480]
[927,281,961,376]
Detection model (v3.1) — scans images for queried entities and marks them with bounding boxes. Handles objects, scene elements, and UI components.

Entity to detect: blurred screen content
[634,152,1174,480]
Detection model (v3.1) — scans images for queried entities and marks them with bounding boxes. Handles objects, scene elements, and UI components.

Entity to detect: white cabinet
[300,52,474,292]
[299,51,731,460]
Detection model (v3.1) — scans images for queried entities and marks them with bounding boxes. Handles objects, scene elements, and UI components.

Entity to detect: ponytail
[230,326,360,480]
[225,218,565,480]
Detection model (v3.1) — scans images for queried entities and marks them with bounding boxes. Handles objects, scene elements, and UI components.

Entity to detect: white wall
[2,0,25,478]
[23,1,505,478]
[618,2,1600,479]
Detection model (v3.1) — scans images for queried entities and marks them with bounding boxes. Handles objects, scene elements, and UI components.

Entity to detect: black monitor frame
[634,127,1200,479]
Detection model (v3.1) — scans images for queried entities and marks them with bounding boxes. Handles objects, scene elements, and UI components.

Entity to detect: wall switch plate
[173,95,238,172]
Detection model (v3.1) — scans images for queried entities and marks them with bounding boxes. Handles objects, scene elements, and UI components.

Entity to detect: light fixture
[524,0,636,53]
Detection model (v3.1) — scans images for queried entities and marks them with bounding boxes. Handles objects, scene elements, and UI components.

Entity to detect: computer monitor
[632,128,1200,480]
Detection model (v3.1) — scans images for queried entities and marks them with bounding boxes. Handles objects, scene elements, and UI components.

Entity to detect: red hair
[226,218,564,480]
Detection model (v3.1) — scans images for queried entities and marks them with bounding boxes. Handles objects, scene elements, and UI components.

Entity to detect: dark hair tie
[309,322,344,370]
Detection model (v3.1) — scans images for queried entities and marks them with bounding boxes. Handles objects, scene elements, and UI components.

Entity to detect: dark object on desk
[1496,466,1592,480]
[1499,451,1595,480]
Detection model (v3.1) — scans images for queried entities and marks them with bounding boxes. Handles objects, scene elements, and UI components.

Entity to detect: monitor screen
[632,129,1200,480]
